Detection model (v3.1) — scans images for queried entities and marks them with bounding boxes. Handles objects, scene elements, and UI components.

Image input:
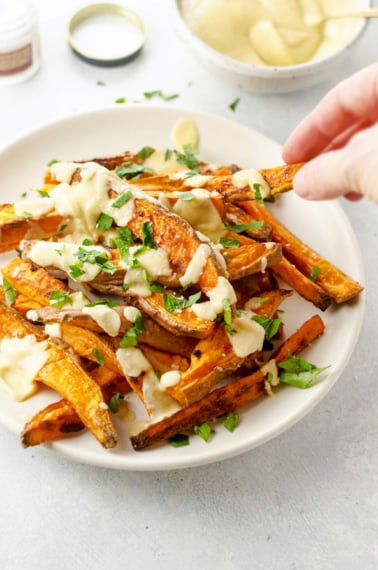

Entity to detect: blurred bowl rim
[173,0,371,78]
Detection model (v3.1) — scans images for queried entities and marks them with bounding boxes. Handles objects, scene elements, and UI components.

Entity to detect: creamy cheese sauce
[0,335,49,401]
[123,305,140,323]
[171,117,200,150]
[181,0,361,66]
[123,246,172,280]
[172,188,225,242]
[226,311,265,358]
[14,197,55,218]
[192,276,237,321]
[116,346,181,420]
[44,323,62,338]
[179,243,211,287]
[27,241,110,282]
[82,305,121,337]
[232,169,271,199]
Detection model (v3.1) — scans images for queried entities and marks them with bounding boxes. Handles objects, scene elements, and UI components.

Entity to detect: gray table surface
[0,2,377,569]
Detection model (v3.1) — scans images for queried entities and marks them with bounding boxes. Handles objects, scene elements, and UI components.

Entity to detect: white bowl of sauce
[174,0,371,93]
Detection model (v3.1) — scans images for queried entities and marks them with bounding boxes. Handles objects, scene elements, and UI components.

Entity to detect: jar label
[0,44,33,76]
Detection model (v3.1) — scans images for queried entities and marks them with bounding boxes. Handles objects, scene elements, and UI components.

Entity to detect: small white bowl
[173,0,370,93]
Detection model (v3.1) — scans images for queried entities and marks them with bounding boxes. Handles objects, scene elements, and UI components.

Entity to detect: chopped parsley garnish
[111,191,132,208]
[92,348,104,366]
[174,144,200,173]
[278,356,329,389]
[69,264,86,280]
[224,220,264,233]
[178,191,195,201]
[163,291,201,313]
[137,146,156,160]
[219,237,240,249]
[229,97,240,112]
[115,97,126,104]
[115,162,154,180]
[85,298,120,308]
[82,238,93,246]
[223,411,240,432]
[47,159,59,167]
[170,433,190,447]
[164,148,173,161]
[222,298,235,335]
[119,311,144,348]
[49,290,72,308]
[143,90,179,101]
[95,213,114,231]
[3,277,16,306]
[71,247,116,277]
[254,183,264,204]
[109,392,123,413]
[30,187,50,198]
[114,227,134,260]
[149,281,164,294]
[310,266,321,282]
[141,220,156,249]
[193,422,214,442]
[22,211,32,218]
[252,315,282,341]
[96,80,106,86]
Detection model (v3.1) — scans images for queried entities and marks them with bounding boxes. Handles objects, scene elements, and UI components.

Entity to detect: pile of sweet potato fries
[0,145,363,452]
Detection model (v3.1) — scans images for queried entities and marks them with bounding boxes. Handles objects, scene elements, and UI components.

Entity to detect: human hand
[282,63,378,204]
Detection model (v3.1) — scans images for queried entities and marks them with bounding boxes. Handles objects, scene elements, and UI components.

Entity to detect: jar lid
[68,3,145,66]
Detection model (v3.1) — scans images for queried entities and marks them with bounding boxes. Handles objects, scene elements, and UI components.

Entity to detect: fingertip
[291,167,313,199]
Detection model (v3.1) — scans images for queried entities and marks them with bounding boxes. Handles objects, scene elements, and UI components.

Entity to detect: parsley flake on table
[143,90,179,101]
[229,97,240,112]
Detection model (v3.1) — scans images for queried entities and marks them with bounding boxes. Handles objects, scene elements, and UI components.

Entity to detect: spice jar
[0,0,41,85]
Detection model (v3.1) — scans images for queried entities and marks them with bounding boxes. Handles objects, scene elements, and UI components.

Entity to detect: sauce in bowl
[180,0,364,67]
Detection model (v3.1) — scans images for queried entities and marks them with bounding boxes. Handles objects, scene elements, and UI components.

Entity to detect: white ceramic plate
[0,105,365,470]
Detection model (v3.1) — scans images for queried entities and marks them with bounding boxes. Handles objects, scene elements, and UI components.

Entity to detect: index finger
[282,63,378,163]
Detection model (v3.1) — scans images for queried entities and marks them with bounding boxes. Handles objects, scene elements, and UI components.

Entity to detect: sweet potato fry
[272,257,331,311]
[169,288,292,406]
[128,198,225,292]
[130,314,325,450]
[21,367,130,447]
[260,162,303,197]
[224,234,282,280]
[0,204,63,253]
[1,257,68,307]
[225,202,272,241]
[21,399,85,446]
[241,200,363,303]
[0,301,117,448]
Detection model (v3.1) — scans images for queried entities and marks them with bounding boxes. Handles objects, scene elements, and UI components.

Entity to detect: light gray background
[0,2,377,569]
